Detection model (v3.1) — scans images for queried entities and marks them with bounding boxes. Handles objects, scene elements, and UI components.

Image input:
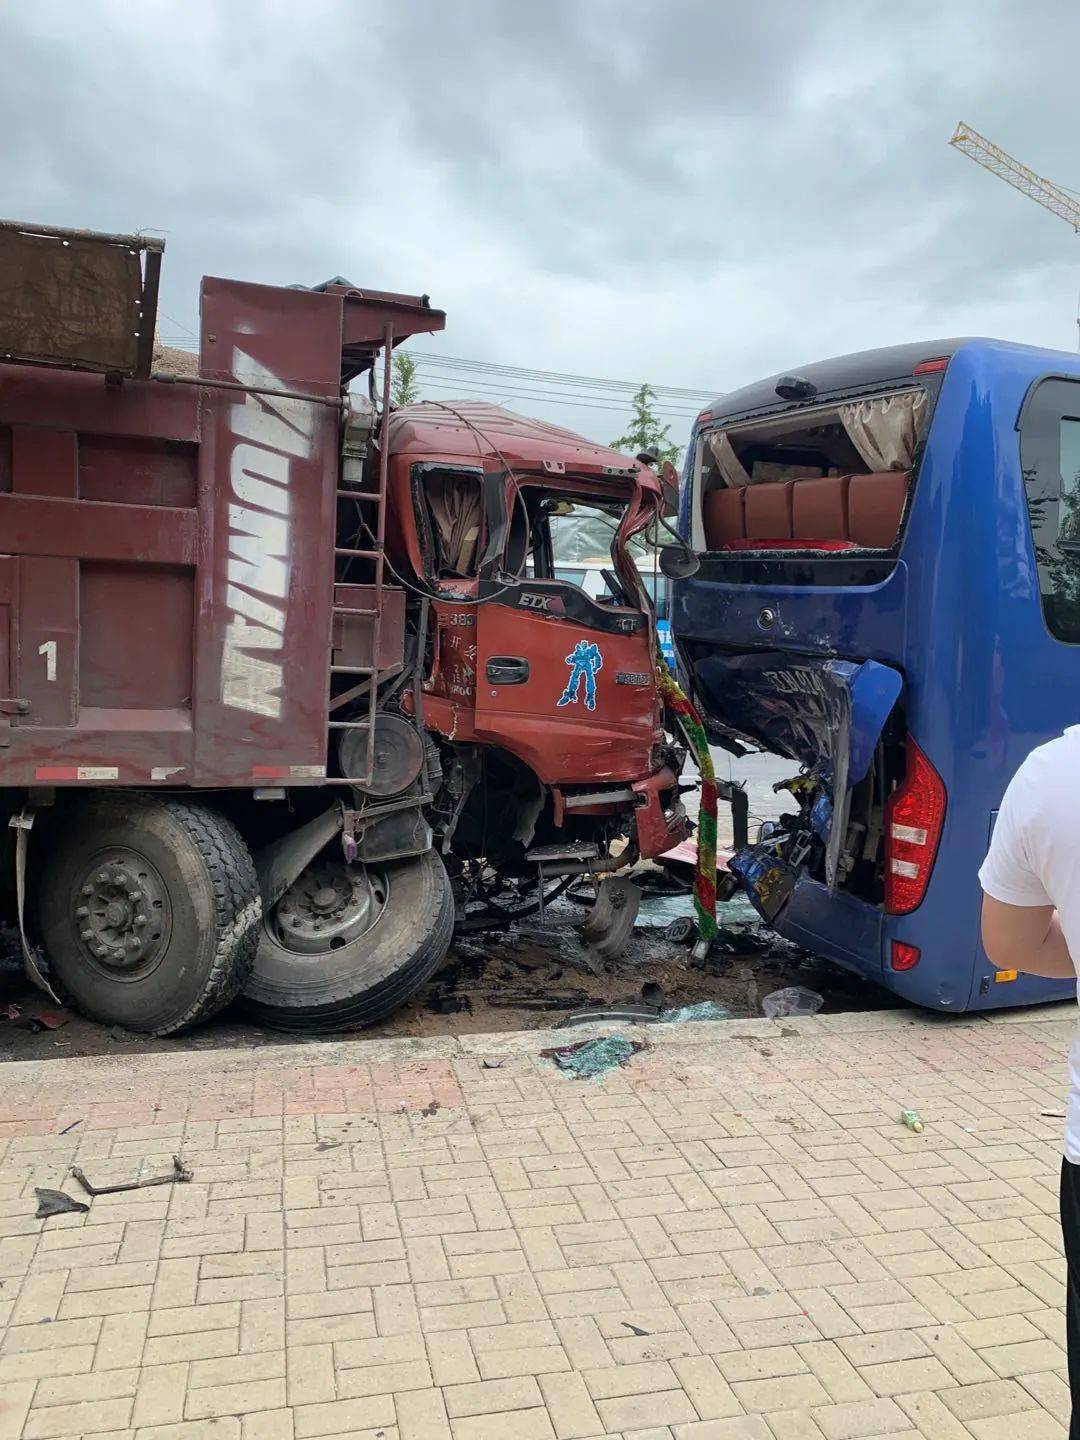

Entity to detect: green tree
[610,383,682,468]
[391,350,420,406]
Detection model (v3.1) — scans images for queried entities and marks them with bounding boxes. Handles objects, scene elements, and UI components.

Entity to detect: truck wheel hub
[273,861,385,955]
[71,849,171,974]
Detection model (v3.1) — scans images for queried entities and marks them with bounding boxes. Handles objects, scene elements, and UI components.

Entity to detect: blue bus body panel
[676,339,1080,1012]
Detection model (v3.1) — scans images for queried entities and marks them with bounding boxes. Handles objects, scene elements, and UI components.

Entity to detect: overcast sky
[3,0,1080,446]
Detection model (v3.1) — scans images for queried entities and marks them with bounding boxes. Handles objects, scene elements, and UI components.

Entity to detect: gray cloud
[2,0,1079,446]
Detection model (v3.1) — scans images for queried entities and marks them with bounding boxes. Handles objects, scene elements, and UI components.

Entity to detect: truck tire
[242,850,453,1032]
[37,796,260,1036]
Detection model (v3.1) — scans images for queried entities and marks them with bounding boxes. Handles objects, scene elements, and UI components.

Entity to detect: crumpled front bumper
[632,767,689,859]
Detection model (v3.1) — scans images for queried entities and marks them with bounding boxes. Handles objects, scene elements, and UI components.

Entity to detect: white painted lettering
[220,347,314,719]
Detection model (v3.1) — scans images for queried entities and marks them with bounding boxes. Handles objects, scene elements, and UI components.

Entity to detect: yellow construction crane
[950,121,1080,345]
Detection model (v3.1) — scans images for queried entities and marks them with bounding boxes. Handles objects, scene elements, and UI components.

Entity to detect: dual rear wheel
[36,796,452,1036]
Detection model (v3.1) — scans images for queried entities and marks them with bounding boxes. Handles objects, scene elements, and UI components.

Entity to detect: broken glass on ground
[542,1034,647,1079]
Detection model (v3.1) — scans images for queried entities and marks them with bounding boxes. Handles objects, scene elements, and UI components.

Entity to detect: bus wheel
[37,796,261,1036]
[242,850,453,1033]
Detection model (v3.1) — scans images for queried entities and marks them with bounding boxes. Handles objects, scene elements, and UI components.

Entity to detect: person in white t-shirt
[979,727,1080,1437]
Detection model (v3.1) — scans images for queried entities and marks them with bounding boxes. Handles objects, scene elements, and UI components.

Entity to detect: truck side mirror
[659,544,700,579]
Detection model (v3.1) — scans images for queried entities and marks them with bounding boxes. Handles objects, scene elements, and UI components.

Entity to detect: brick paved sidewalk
[0,1005,1075,1439]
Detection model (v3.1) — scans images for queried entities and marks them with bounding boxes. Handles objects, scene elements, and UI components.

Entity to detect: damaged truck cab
[385,404,689,913]
[674,338,1080,1012]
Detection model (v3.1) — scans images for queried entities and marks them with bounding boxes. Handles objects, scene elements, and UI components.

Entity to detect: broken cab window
[415,466,484,580]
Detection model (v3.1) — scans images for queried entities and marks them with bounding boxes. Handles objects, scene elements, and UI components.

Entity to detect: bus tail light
[884,736,946,914]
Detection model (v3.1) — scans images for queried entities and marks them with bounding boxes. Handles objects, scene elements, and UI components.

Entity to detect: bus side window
[1020,378,1080,644]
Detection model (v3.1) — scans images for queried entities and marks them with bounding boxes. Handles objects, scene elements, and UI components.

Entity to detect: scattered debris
[315,1140,342,1152]
[58,1119,82,1136]
[70,1154,192,1197]
[514,924,565,950]
[2,1003,20,1020]
[21,1011,68,1033]
[557,1006,663,1028]
[640,981,667,1009]
[662,1000,731,1023]
[578,877,641,962]
[623,1322,650,1336]
[420,1100,441,1117]
[481,1059,504,1070]
[35,1188,89,1219]
[426,990,472,1015]
[489,990,590,1011]
[542,1035,647,1079]
[900,1109,924,1133]
[1040,1110,1067,1119]
[761,985,824,1018]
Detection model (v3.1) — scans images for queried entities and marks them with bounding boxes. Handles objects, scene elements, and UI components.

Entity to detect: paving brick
[451,1407,555,1440]
[672,1355,742,1419]
[337,1357,432,1397]
[184,1376,287,1420]
[859,1355,956,1396]
[287,1342,335,1406]
[292,1394,397,1438]
[897,1390,979,1440]
[131,1362,188,1427]
[537,1370,604,1439]
[595,1388,697,1432]
[795,1340,873,1403]
[729,1373,830,1413]
[31,1368,138,1409]
[22,1397,134,1439]
[477,1344,572,1380]
[672,1420,774,1440]
[717,1346,807,1383]
[396,1386,453,1439]
[0,1381,33,1440]
[982,1339,1067,1378]
[242,1407,295,1439]
[967,1413,1069,1440]
[813,1396,912,1439]
[444,1375,544,1417]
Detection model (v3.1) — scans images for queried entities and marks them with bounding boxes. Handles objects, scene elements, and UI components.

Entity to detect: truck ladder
[326,323,395,787]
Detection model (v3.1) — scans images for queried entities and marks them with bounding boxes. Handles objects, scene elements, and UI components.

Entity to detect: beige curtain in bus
[840,391,928,472]
[706,430,753,487]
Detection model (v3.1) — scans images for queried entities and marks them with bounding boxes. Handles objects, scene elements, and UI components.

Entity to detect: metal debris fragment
[70,1154,192,1197]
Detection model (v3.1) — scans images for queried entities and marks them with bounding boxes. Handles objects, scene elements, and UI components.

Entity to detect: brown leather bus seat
[791,475,850,541]
[704,470,909,552]
[744,480,793,540]
[848,471,909,548]
[702,486,745,549]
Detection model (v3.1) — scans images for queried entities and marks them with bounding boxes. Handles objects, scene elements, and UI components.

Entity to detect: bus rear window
[694,388,928,560]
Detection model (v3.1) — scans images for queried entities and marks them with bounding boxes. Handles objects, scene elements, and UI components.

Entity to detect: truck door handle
[486,656,530,685]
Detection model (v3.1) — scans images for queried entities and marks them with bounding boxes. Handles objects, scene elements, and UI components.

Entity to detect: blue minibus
[673,338,1080,1011]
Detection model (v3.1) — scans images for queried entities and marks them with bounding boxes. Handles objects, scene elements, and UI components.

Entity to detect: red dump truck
[0,219,689,1035]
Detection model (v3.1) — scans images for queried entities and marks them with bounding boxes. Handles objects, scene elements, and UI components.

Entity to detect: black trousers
[1061,1158,1080,1438]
